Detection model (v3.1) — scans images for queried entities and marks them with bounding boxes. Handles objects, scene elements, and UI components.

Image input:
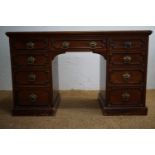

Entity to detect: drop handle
[122,92,130,101]
[62,41,70,49]
[27,56,36,65]
[28,73,36,82]
[122,73,131,81]
[29,94,37,103]
[89,41,97,48]
[123,56,132,64]
[26,42,35,49]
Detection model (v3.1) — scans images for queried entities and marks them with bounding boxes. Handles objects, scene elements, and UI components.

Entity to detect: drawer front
[52,40,106,50]
[109,53,144,66]
[12,53,49,66]
[13,38,48,50]
[14,70,50,85]
[109,38,145,50]
[109,70,144,85]
[108,88,143,106]
[15,88,51,106]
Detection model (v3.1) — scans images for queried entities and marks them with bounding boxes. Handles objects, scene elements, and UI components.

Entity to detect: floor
[0,90,155,129]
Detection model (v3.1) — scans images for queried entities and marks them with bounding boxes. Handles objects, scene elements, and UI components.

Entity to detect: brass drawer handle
[26,42,35,49]
[62,41,70,49]
[28,73,36,81]
[27,56,36,65]
[89,41,97,48]
[29,94,37,103]
[122,73,131,81]
[122,92,130,101]
[123,56,132,64]
[124,41,132,49]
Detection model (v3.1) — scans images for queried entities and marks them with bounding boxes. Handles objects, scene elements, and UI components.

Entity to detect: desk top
[6,30,152,37]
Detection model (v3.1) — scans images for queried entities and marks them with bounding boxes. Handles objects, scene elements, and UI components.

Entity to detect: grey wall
[0,26,155,90]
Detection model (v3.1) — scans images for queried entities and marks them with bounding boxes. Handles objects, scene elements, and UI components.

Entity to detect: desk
[6,31,152,116]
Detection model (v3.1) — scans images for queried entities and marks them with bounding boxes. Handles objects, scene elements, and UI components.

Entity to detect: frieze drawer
[52,40,106,50]
[109,38,146,50]
[13,38,49,50]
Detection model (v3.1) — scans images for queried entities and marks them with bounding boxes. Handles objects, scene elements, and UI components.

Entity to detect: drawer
[109,70,144,85]
[109,38,146,50]
[15,88,51,106]
[108,88,143,106]
[12,53,49,66]
[13,38,48,50]
[52,40,106,50]
[14,70,50,85]
[109,53,144,66]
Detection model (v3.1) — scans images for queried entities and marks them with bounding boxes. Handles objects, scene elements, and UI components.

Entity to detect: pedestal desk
[6,31,152,116]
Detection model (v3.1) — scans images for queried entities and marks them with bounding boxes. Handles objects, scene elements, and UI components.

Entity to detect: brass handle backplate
[124,41,132,49]
[28,73,36,82]
[62,41,70,49]
[123,56,132,64]
[26,42,35,49]
[122,73,131,81]
[29,94,37,103]
[122,92,130,101]
[27,56,36,65]
[89,41,97,48]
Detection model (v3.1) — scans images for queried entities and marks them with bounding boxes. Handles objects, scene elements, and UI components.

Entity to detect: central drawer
[52,40,106,50]
[14,70,51,85]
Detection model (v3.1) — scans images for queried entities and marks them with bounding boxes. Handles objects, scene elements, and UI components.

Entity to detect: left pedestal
[7,36,60,116]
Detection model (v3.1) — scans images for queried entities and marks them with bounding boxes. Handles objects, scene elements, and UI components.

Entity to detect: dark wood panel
[109,53,144,66]
[14,70,50,85]
[109,38,147,50]
[108,88,143,106]
[52,40,106,50]
[15,87,52,106]
[12,53,49,66]
[109,70,144,85]
[13,38,49,50]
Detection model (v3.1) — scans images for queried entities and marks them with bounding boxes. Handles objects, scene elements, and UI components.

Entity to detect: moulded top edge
[6,30,153,37]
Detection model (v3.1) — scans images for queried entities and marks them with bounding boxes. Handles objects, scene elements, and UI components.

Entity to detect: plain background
[0,26,155,90]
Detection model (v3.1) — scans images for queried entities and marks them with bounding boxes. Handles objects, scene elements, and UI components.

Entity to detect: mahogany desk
[6,31,152,116]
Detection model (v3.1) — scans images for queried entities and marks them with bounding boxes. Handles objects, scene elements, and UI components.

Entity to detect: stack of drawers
[11,38,54,114]
[107,37,147,111]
